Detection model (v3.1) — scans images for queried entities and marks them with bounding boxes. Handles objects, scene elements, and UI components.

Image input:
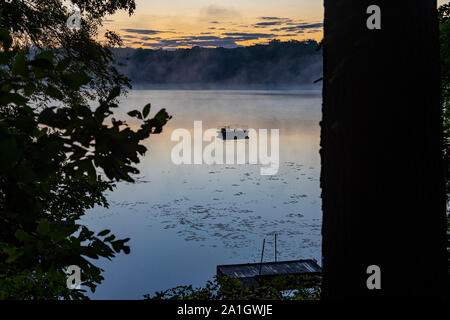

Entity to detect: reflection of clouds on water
[81,89,322,298]
[90,160,321,261]
[81,90,323,298]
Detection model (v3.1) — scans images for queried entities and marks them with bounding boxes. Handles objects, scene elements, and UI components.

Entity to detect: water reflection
[82,89,322,299]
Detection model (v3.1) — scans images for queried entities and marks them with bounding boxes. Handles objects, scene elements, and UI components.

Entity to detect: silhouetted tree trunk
[321,0,447,299]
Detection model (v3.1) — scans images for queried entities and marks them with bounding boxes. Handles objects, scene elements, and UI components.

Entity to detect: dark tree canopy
[1,0,137,102]
[440,4,450,195]
[321,0,447,299]
[0,1,170,299]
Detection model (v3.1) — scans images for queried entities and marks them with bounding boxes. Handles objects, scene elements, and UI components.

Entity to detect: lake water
[82,89,323,299]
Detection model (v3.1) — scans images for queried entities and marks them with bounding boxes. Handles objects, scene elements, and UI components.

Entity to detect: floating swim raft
[217,259,322,288]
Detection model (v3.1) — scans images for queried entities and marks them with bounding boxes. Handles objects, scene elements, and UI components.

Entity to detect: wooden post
[274,233,277,262]
[259,238,265,275]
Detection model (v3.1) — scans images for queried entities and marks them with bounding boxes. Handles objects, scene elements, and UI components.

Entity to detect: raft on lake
[216,259,322,288]
[217,125,250,140]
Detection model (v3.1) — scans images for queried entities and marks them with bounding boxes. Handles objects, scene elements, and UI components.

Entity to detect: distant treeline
[112,40,323,88]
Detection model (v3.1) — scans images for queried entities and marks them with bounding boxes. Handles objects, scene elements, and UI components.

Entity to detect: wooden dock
[217,259,322,288]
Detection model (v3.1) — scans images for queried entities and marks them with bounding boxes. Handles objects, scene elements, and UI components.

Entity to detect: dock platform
[217,259,322,288]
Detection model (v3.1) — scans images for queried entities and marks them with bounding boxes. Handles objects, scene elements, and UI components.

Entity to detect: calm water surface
[82,89,322,299]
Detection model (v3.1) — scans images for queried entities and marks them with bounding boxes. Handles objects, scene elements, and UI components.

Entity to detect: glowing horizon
[100,0,450,49]
[101,0,324,49]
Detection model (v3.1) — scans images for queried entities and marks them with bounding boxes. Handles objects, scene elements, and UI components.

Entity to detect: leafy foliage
[1,0,136,102]
[144,275,321,301]
[438,4,450,273]
[0,1,170,299]
[440,4,450,188]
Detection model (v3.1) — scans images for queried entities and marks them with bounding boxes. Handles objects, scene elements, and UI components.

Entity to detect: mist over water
[82,89,322,299]
[113,40,323,89]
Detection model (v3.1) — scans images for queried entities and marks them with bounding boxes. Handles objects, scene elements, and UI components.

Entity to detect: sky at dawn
[102,0,450,49]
